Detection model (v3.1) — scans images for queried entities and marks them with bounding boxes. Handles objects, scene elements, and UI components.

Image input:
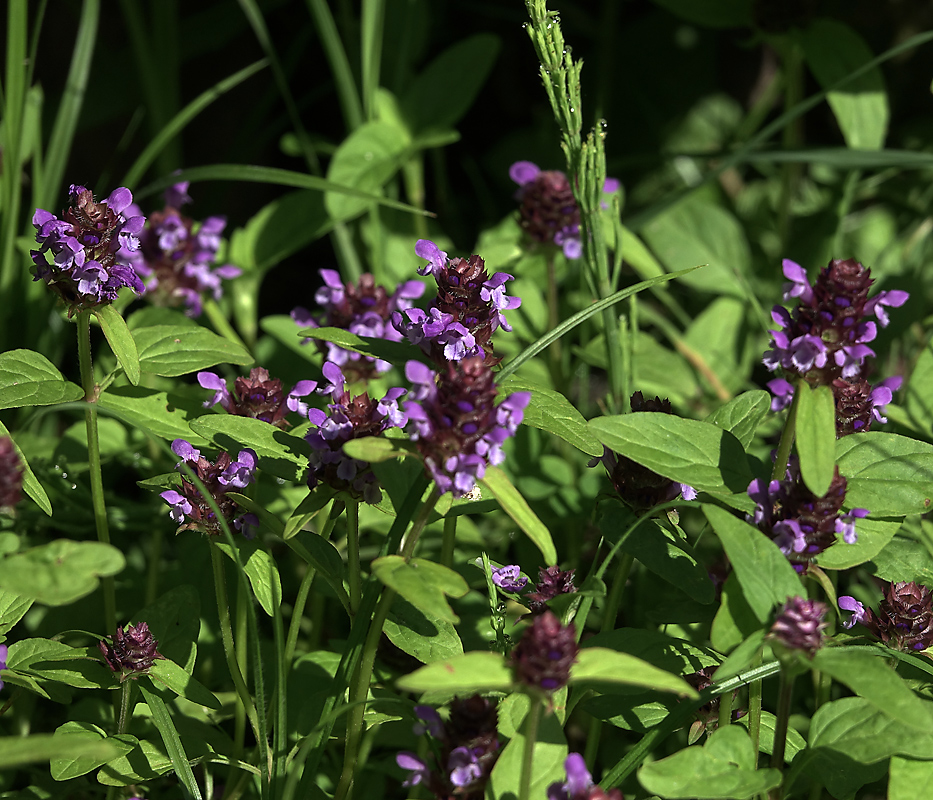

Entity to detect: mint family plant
[1,2,933,800]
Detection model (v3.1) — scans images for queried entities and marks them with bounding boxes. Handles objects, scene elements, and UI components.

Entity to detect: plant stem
[518,699,543,800]
[440,513,457,569]
[400,487,441,560]
[203,298,248,351]
[771,383,801,482]
[233,579,249,763]
[117,679,133,734]
[748,647,764,761]
[718,686,734,730]
[77,311,116,636]
[770,671,795,777]
[347,500,361,615]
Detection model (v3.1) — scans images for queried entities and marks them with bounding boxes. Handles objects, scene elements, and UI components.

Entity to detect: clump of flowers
[591,391,697,510]
[125,182,240,317]
[491,564,528,593]
[840,581,933,652]
[392,240,521,366]
[747,460,867,572]
[547,753,623,800]
[510,161,619,260]
[159,439,259,536]
[304,362,407,503]
[763,258,907,435]
[98,622,165,681]
[0,438,23,509]
[403,357,530,497]
[769,596,828,658]
[292,270,424,382]
[31,185,146,313]
[396,695,501,800]
[510,610,579,692]
[525,565,577,616]
[197,368,316,428]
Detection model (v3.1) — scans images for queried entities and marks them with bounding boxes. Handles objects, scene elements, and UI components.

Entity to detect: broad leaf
[571,647,698,697]
[135,585,200,673]
[704,390,770,449]
[396,651,513,693]
[216,539,282,617]
[0,349,84,410]
[372,556,468,624]
[0,732,124,771]
[50,722,137,781]
[815,517,901,570]
[149,659,221,709]
[135,325,253,377]
[479,466,557,563]
[297,326,428,369]
[95,305,140,386]
[384,596,464,664]
[0,419,51,514]
[795,382,836,496]
[99,386,206,445]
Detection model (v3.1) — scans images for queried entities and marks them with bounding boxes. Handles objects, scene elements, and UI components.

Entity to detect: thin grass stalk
[360,0,385,121]
[305,0,363,131]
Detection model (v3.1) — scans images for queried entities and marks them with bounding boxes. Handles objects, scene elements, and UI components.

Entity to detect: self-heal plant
[0,437,23,509]
[125,182,240,317]
[98,621,165,682]
[292,269,424,382]
[510,610,578,693]
[32,185,145,313]
[492,564,529,593]
[547,753,623,800]
[404,356,530,497]
[839,581,933,652]
[198,367,316,427]
[160,439,259,536]
[393,240,521,366]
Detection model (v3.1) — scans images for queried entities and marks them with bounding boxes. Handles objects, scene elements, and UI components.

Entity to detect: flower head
[32,185,146,313]
[492,564,528,593]
[547,753,624,800]
[0,438,23,510]
[159,439,259,536]
[98,622,165,681]
[292,270,424,382]
[125,183,240,317]
[770,596,828,657]
[392,240,521,367]
[839,581,933,652]
[403,357,529,497]
[197,368,316,428]
[510,610,578,692]
[304,362,407,503]
[525,565,577,616]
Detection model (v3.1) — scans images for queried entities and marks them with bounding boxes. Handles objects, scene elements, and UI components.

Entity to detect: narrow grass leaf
[138,682,203,800]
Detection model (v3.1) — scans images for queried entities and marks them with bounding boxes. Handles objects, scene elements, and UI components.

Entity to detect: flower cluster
[747,461,867,571]
[392,240,520,366]
[763,258,907,434]
[304,362,407,503]
[291,270,424,382]
[592,392,697,510]
[403,357,529,497]
[396,695,501,800]
[510,610,578,692]
[98,622,165,681]
[125,182,240,317]
[525,565,577,616]
[769,596,828,657]
[0,438,23,509]
[32,185,145,313]
[198,368,315,428]
[840,581,933,652]
[160,439,259,536]
[548,753,624,800]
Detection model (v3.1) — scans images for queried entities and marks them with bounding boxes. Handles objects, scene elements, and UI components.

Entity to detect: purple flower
[548,753,623,800]
[126,183,239,317]
[447,746,483,787]
[840,582,933,651]
[491,564,528,593]
[770,597,828,657]
[396,752,430,788]
[0,643,7,692]
[159,439,258,536]
[510,610,578,692]
[403,357,530,497]
[197,368,316,428]
[413,704,444,737]
[0,438,23,509]
[394,241,521,367]
[292,270,424,382]
[525,565,577,616]
[31,186,146,313]
[838,595,867,629]
[303,362,408,503]
[98,622,165,681]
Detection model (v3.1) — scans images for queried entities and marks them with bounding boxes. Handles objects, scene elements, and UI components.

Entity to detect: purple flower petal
[171,439,200,464]
[509,160,541,186]
[414,239,448,277]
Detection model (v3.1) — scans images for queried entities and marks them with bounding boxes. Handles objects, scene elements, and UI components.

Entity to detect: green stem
[117,680,133,734]
[600,553,634,633]
[400,487,441,560]
[748,648,764,761]
[233,580,249,763]
[770,671,795,777]
[771,385,801,482]
[518,700,544,800]
[347,500,361,615]
[440,513,457,569]
[203,298,248,351]
[718,685,734,730]
[77,312,116,636]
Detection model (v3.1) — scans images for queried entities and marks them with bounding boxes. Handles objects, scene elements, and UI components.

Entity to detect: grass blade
[305,0,363,130]
[139,681,203,800]
[360,0,386,121]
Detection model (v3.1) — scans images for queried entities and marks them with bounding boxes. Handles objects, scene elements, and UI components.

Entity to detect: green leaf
[99,386,206,445]
[0,586,32,637]
[815,517,901,570]
[796,383,836,496]
[904,339,933,435]
[0,540,125,606]
[599,504,714,604]
[835,433,933,516]
[371,555,468,624]
[487,705,566,800]
[0,732,123,771]
[401,34,500,132]
[583,628,721,677]
[6,639,114,689]
[638,725,781,799]
[736,709,806,762]
[0,349,84,410]
[135,585,200,673]
[589,414,751,495]
[0,419,51,514]
[499,378,603,457]
[871,536,933,585]
[571,647,698,697]
[713,630,767,682]
[135,325,253,377]
[282,489,336,539]
[711,572,766,653]
[97,736,173,785]
[298,326,428,369]
[138,682,203,800]
[325,121,410,221]
[384,596,464,664]
[148,659,221,709]
[50,722,137,781]
[189,415,309,482]
[802,19,888,150]
[479,466,557,564]
[704,390,770,450]
[260,314,319,363]
[216,539,282,617]
[395,651,513,693]
[890,756,933,800]
[342,436,413,463]
[95,305,140,386]
[812,648,930,731]
[703,505,802,623]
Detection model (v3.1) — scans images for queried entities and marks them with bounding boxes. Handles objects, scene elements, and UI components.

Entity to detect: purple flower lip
[491,564,528,593]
